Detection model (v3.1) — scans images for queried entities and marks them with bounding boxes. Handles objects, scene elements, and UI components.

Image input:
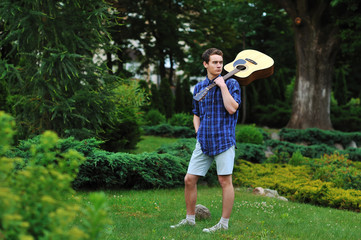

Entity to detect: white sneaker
[202,222,228,233]
[170,219,195,228]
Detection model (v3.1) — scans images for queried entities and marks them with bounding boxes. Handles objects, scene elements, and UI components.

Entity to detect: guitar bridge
[245,58,257,65]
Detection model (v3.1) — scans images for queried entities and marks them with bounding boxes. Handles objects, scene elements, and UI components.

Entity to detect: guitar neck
[208,67,242,89]
[223,67,240,80]
[193,67,241,101]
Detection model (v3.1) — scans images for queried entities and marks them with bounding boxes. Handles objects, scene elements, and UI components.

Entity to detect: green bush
[99,108,141,152]
[72,138,219,189]
[236,124,264,145]
[233,160,361,211]
[303,153,361,190]
[168,113,193,128]
[331,99,361,132]
[10,135,201,190]
[265,139,361,162]
[265,150,292,164]
[251,100,291,128]
[279,128,361,147]
[143,109,166,126]
[288,150,305,166]
[142,123,194,138]
[0,111,110,240]
[73,151,187,189]
[97,80,145,152]
[235,143,267,163]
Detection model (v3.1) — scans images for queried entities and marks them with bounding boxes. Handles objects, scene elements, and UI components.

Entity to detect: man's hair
[202,48,223,63]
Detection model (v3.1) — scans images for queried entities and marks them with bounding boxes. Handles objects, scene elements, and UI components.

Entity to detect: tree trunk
[274,0,340,130]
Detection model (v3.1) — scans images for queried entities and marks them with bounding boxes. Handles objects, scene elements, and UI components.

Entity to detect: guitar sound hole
[236,65,246,71]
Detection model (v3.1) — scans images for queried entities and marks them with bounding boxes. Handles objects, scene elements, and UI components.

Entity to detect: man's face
[204,54,223,77]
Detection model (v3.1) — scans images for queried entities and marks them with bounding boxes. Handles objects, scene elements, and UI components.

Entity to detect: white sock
[219,217,229,228]
[186,215,196,224]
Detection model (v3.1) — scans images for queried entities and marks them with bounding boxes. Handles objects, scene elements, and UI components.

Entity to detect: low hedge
[74,151,187,189]
[233,160,361,212]
[142,123,194,138]
[235,143,267,163]
[279,128,361,147]
[11,136,221,189]
[265,139,361,162]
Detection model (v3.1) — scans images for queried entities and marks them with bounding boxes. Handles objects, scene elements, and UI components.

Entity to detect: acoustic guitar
[193,49,274,101]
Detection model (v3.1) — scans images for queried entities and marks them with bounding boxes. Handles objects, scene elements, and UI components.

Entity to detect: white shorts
[187,141,235,176]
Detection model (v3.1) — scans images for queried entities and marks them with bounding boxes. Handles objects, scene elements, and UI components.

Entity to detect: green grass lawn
[78,187,361,240]
[130,135,178,154]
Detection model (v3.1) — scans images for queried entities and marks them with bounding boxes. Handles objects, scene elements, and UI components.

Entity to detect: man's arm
[193,114,200,133]
[214,77,239,115]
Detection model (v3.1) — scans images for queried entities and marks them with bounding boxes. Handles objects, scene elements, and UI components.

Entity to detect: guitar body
[224,49,274,86]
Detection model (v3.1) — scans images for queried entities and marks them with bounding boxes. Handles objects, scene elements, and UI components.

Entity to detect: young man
[171,48,241,233]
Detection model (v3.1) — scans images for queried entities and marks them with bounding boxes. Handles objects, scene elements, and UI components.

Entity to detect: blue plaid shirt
[192,76,241,156]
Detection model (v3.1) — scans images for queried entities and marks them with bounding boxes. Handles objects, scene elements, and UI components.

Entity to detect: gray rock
[253,187,265,195]
[253,187,288,201]
[264,189,279,198]
[271,132,280,141]
[277,196,288,201]
[195,204,211,220]
[334,143,344,150]
[347,141,357,149]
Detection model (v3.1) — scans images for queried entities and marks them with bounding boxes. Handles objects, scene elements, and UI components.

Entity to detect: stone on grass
[253,187,288,201]
[195,204,211,220]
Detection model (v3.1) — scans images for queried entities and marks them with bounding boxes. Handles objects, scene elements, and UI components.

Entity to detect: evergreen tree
[175,79,185,113]
[159,78,174,118]
[182,78,193,114]
[150,83,163,112]
[0,0,120,140]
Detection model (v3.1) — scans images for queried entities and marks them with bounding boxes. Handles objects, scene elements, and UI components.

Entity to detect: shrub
[73,151,188,189]
[251,100,291,128]
[233,159,361,211]
[143,109,166,126]
[288,150,305,166]
[0,111,110,240]
[264,150,291,164]
[99,108,141,152]
[331,99,361,132]
[236,124,264,145]
[235,143,267,163]
[265,139,361,162]
[168,113,193,128]
[98,80,145,152]
[70,138,218,189]
[142,123,194,138]
[11,136,208,190]
[306,153,361,190]
[279,128,361,147]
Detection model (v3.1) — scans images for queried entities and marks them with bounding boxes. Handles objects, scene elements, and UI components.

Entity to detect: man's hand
[214,76,226,88]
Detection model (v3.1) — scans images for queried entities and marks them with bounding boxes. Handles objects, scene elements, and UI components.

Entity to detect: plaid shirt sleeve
[228,78,242,108]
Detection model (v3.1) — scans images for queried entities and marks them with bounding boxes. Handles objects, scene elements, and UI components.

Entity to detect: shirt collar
[206,74,221,83]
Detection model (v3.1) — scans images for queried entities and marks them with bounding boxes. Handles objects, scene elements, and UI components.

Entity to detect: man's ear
[203,61,208,68]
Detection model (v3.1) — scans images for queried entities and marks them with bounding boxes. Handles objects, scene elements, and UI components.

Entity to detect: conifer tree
[0,0,120,139]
